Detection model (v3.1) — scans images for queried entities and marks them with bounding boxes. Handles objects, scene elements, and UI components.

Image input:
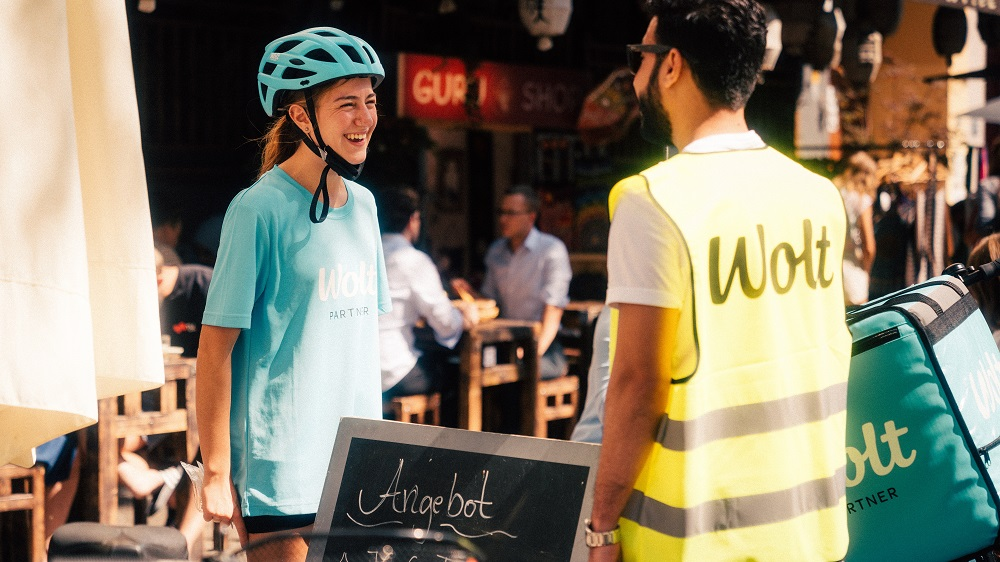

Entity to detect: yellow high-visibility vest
[611,147,852,561]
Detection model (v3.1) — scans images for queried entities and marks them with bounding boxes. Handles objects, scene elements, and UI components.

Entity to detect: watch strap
[584,518,621,547]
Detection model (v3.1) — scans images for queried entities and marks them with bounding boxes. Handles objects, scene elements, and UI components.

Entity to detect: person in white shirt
[377,186,478,400]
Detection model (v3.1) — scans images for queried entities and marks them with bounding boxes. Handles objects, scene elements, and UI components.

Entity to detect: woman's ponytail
[258,114,303,178]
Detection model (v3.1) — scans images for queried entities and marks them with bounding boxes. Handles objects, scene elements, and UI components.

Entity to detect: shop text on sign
[397,53,589,129]
[910,0,1000,15]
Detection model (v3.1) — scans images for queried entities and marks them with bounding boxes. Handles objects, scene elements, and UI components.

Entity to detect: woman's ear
[286,104,311,135]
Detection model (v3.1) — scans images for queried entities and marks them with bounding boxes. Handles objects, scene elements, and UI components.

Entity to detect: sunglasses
[626,43,674,75]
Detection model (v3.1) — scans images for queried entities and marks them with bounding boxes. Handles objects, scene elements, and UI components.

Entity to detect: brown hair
[259,114,304,178]
[257,83,340,178]
[968,233,1000,331]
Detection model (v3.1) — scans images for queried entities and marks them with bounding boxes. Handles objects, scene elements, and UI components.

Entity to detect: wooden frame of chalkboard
[307,417,601,562]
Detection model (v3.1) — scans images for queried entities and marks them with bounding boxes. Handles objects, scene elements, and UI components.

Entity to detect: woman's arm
[195,324,243,538]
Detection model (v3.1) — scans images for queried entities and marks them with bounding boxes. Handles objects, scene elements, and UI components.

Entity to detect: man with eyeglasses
[586,1,851,561]
[464,184,573,381]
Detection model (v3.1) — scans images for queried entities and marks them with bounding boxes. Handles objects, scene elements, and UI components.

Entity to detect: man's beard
[637,61,673,147]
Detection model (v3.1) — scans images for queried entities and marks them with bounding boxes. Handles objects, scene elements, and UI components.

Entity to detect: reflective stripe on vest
[611,148,852,562]
[623,466,846,537]
[655,381,848,451]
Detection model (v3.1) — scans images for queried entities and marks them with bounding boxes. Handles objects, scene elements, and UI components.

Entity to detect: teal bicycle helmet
[258,26,384,117]
[257,27,385,223]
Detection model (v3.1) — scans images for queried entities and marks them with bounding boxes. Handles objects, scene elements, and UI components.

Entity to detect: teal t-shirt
[202,166,391,517]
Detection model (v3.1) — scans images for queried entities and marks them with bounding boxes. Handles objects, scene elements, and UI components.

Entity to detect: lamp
[842,23,883,85]
[932,6,968,65]
[519,0,572,52]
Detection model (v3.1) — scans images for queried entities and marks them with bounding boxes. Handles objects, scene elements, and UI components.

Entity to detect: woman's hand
[201,471,236,525]
[201,473,248,546]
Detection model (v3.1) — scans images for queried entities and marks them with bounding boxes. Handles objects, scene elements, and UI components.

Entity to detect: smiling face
[309,77,378,165]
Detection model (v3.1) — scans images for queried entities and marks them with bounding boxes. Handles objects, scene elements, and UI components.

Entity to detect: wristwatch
[584,519,621,547]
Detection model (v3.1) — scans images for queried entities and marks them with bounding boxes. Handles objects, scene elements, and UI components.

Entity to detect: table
[458,319,540,434]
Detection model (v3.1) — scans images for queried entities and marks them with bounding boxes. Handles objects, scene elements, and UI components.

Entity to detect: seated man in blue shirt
[476,185,573,380]
[377,187,479,400]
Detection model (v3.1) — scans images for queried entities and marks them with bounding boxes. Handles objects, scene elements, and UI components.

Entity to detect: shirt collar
[682,130,766,154]
[523,227,542,251]
[382,233,411,250]
[509,227,542,253]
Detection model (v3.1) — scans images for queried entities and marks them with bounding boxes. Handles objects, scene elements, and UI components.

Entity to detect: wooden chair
[0,464,46,562]
[389,393,442,425]
[97,357,198,525]
[534,375,581,439]
[459,319,540,434]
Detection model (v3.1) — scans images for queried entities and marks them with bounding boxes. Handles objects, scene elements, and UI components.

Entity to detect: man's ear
[658,49,684,91]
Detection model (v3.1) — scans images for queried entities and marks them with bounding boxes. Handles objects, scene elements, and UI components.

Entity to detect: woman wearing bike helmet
[196,27,390,559]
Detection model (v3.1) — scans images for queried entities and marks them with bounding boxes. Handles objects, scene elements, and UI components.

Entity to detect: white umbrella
[961,97,1000,124]
[0,0,164,466]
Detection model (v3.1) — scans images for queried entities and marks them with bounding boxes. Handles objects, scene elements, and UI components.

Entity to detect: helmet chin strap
[301,95,367,223]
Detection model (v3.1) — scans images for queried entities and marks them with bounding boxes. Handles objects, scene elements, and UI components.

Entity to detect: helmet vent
[273,40,300,54]
[305,48,336,63]
[362,46,375,63]
[282,67,314,80]
[300,80,310,86]
[289,58,305,66]
[262,62,277,75]
[314,30,335,37]
[340,45,364,65]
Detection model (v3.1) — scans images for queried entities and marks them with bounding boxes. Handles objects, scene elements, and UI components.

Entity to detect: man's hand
[589,544,622,562]
[455,300,480,329]
[450,278,476,301]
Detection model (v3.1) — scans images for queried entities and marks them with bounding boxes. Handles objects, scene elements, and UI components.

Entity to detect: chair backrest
[463,320,540,387]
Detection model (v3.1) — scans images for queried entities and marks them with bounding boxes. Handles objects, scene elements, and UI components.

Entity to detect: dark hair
[375,186,421,234]
[504,184,541,213]
[643,0,766,109]
[969,233,1000,331]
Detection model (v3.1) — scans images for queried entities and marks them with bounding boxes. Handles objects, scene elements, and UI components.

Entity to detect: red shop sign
[396,53,589,129]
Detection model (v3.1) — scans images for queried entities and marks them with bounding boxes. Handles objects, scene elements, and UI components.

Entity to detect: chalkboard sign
[307,418,601,562]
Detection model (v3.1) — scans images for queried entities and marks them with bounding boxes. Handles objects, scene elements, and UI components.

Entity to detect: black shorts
[242,513,316,534]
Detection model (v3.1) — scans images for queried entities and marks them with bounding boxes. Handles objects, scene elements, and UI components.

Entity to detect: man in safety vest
[586,1,852,561]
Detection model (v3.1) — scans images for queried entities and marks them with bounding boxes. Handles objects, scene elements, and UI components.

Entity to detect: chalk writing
[355,459,511,539]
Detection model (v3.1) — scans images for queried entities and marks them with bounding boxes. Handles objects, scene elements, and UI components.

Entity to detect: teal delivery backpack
[844,262,1000,562]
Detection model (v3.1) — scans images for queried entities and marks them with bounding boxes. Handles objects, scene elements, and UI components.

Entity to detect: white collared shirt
[481,227,572,321]
[378,233,464,391]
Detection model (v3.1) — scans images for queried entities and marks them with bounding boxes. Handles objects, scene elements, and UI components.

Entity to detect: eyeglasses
[626,43,673,75]
[497,209,532,217]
